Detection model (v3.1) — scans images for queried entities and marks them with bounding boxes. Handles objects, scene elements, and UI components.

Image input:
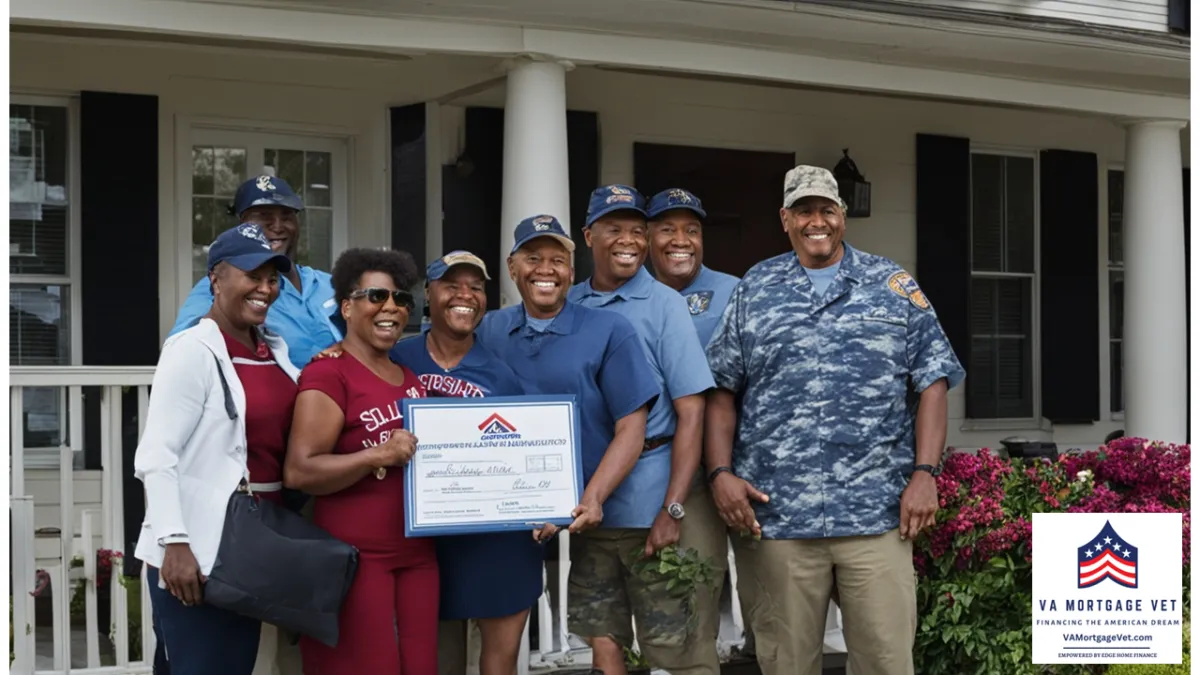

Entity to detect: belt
[643,436,673,452]
[236,480,284,494]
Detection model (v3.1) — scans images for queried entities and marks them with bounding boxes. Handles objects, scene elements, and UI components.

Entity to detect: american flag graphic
[1077,520,1138,589]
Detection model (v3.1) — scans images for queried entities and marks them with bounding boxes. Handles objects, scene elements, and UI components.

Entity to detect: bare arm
[283,390,379,495]
[703,388,737,475]
[583,405,649,506]
[914,378,948,469]
[899,378,948,539]
[664,393,705,505]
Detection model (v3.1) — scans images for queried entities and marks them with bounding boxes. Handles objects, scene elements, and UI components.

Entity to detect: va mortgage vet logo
[478,413,520,440]
[1077,521,1137,589]
[1032,513,1182,665]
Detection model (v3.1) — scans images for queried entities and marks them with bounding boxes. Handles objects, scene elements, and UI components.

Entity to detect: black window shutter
[567,111,599,282]
[1039,149,1099,423]
[915,134,971,369]
[80,90,159,571]
[390,104,427,265]
[1169,0,1190,34]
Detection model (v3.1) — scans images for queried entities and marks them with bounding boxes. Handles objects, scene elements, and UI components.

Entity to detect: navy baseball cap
[207,224,292,274]
[427,250,491,282]
[584,184,646,227]
[231,174,305,216]
[511,215,576,254]
[647,188,707,220]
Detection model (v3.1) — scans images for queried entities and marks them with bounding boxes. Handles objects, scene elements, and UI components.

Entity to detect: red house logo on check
[478,413,518,437]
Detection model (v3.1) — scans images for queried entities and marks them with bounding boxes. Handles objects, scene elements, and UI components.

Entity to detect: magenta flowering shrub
[913,439,1190,675]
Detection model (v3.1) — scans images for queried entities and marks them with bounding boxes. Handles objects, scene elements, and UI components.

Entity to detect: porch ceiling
[10,0,1190,120]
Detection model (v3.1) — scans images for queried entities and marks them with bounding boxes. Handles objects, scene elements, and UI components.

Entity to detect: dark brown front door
[633,142,796,278]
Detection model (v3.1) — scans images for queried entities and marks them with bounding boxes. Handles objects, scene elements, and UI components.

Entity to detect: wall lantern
[833,148,871,218]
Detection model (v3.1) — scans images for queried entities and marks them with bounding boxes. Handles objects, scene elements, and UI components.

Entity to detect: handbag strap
[211,352,239,421]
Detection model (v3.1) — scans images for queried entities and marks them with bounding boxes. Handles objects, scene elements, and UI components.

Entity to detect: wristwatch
[913,464,942,477]
[665,503,686,520]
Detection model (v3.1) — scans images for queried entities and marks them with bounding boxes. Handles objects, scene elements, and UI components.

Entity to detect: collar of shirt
[681,265,715,294]
[760,242,867,288]
[422,331,492,370]
[506,302,577,336]
[575,266,655,304]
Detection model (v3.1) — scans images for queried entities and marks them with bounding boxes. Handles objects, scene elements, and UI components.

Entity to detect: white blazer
[133,318,301,575]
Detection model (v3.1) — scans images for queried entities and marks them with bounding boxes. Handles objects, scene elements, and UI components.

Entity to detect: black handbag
[201,351,359,647]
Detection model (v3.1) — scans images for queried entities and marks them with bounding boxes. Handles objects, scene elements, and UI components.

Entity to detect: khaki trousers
[733,528,916,675]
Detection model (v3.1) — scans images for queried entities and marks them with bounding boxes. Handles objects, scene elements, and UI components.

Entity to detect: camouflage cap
[782,165,845,210]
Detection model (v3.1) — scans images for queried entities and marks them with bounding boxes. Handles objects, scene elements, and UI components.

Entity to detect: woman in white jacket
[134,223,298,675]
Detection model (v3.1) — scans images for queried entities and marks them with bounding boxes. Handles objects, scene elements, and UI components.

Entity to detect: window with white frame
[967,151,1037,420]
[9,98,80,454]
[1107,168,1124,414]
[185,129,345,287]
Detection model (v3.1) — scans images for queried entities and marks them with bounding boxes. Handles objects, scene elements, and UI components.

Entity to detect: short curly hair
[331,247,420,303]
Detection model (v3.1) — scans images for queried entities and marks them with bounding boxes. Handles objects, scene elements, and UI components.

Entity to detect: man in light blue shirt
[167,175,341,370]
[567,185,720,675]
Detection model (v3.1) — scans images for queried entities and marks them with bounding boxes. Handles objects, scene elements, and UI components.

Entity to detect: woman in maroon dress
[283,248,436,675]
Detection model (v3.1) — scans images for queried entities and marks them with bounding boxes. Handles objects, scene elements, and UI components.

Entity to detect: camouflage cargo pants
[568,505,723,675]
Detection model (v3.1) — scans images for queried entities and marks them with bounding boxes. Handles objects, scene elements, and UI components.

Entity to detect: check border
[401,394,583,537]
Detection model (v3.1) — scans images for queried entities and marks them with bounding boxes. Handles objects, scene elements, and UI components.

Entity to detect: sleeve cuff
[143,474,187,543]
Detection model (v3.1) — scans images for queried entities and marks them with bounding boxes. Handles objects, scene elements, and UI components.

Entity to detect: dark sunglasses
[349,287,414,310]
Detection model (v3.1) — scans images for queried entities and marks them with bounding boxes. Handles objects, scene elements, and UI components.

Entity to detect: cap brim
[584,204,648,227]
[430,261,492,281]
[511,232,576,255]
[240,193,305,214]
[648,204,707,220]
[221,251,293,274]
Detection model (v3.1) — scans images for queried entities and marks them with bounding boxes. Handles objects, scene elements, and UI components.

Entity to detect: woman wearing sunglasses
[283,248,437,675]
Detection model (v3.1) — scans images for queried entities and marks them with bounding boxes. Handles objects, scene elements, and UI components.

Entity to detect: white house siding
[9,34,1190,524]
[896,0,1170,33]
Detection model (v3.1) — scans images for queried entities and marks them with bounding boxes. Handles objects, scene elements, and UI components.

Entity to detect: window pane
[1108,169,1124,264]
[10,104,69,276]
[1004,156,1035,274]
[971,154,1004,272]
[300,208,333,272]
[1109,270,1123,339]
[192,146,215,195]
[970,276,1031,337]
[264,147,336,271]
[1110,340,1123,412]
[10,283,69,365]
[968,276,1033,419]
[996,337,1033,418]
[214,147,247,196]
[305,152,332,208]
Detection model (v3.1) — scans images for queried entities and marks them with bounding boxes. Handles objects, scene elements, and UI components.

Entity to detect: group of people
[134,164,965,675]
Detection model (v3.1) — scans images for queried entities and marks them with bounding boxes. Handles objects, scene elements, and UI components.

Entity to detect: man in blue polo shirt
[476,214,661,675]
[567,186,719,675]
[646,188,740,348]
[168,175,341,369]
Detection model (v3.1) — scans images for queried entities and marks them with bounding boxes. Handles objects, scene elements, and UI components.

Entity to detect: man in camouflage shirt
[702,165,965,675]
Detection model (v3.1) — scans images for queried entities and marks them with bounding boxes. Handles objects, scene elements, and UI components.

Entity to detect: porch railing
[10,366,156,675]
[9,365,842,674]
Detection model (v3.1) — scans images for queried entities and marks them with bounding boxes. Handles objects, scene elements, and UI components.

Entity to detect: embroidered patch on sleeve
[887,272,930,310]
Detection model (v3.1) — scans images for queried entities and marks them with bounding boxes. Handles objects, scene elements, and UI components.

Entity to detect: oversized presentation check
[401,395,583,537]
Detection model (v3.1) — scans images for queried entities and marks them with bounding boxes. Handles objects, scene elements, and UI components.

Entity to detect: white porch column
[499,56,572,308]
[1122,119,1188,443]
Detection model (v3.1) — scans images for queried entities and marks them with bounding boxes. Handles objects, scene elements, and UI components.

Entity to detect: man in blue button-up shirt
[704,166,965,675]
[168,175,341,370]
[567,186,719,675]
